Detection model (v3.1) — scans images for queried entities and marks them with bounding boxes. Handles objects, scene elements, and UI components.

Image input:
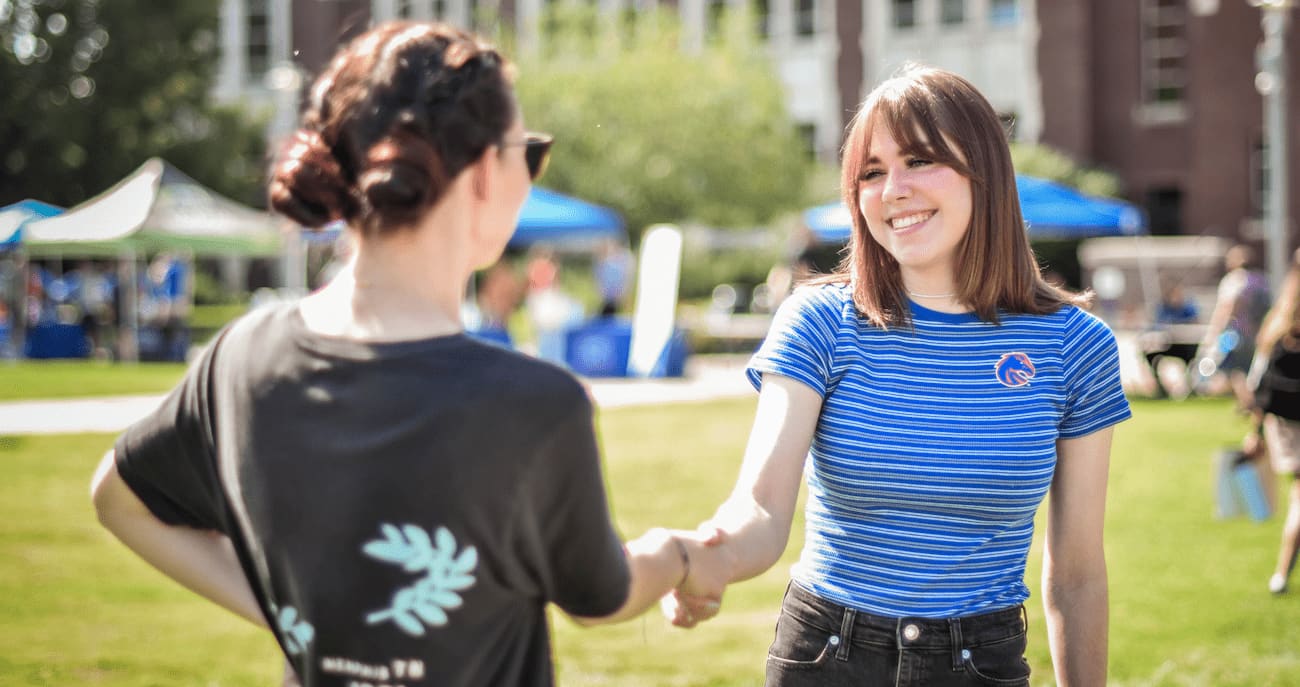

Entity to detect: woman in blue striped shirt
[667,65,1131,687]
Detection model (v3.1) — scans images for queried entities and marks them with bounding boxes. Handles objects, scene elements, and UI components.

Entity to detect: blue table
[564,319,688,378]
[24,323,90,359]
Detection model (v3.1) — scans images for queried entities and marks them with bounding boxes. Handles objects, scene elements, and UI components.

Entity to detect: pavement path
[0,355,757,436]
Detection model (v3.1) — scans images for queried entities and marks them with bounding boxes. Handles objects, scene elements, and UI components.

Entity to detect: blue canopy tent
[0,199,63,248]
[509,187,625,248]
[306,187,625,248]
[0,200,63,358]
[803,174,1147,243]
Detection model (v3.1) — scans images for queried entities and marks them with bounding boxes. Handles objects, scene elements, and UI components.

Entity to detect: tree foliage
[1010,142,1121,198]
[512,8,814,238]
[0,0,266,207]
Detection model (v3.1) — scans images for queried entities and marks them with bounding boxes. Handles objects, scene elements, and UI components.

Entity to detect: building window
[797,122,818,159]
[754,0,770,38]
[796,0,816,36]
[1144,187,1183,234]
[620,5,638,41]
[433,0,446,18]
[1252,138,1270,218]
[892,0,916,29]
[998,112,1018,139]
[397,0,413,17]
[1140,0,1188,106]
[706,0,727,41]
[989,0,1018,26]
[474,0,486,30]
[941,0,965,25]
[246,0,270,80]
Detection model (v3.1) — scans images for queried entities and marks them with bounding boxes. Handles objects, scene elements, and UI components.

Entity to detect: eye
[859,169,884,182]
[907,157,932,168]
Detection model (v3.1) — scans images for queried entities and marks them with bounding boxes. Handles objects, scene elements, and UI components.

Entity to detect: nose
[882,168,910,202]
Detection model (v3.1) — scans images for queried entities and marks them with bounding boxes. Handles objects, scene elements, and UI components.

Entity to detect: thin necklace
[907,289,955,299]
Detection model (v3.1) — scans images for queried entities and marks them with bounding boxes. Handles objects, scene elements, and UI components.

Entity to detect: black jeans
[766,582,1031,687]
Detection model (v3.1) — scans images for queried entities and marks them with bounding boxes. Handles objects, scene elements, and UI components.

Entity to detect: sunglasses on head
[503,132,554,181]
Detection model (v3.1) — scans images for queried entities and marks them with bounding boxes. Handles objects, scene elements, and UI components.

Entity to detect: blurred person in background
[0,300,12,358]
[1198,244,1271,408]
[1139,282,1200,399]
[524,245,580,362]
[666,65,1129,687]
[1245,248,1300,595]
[90,21,730,687]
[593,237,633,318]
[462,259,522,346]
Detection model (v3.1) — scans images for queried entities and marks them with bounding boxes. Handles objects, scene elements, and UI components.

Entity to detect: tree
[512,9,815,239]
[0,0,266,208]
[1010,142,1121,199]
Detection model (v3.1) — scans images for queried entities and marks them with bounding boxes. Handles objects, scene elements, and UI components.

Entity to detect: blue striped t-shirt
[747,283,1131,618]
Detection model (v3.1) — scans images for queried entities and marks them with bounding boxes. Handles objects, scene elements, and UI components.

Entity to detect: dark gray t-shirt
[115,303,630,686]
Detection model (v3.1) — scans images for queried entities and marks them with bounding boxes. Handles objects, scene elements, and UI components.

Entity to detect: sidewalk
[0,355,757,436]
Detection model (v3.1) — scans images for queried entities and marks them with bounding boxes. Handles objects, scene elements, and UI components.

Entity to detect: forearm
[1043,568,1109,687]
[100,508,268,627]
[573,528,684,626]
[91,455,266,628]
[709,495,792,583]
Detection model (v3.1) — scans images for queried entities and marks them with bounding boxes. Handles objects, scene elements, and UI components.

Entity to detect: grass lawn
[3,397,1299,685]
[0,361,186,402]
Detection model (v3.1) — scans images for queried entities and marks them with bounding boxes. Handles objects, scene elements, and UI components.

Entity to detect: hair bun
[356,129,449,223]
[268,129,356,228]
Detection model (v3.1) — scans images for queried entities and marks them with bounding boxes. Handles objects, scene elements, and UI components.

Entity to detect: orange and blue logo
[995,352,1035,387]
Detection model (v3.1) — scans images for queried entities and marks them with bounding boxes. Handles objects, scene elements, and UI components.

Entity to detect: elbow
[569,613,604,628]
[1043,564,1108,609]
[90,450,124,528]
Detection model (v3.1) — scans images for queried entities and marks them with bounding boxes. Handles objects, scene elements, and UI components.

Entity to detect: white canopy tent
[22,158,282,257]
[19,158,286,361]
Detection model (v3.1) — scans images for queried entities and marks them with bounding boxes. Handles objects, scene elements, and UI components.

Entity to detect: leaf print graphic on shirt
[270,604,315,655]
[362,523,478,636]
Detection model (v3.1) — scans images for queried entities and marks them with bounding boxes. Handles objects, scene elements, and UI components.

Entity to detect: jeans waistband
[784,581,1027,651]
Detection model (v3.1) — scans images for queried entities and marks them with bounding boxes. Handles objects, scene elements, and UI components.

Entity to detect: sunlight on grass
[0,361,186,401]
[2,397,1299,685]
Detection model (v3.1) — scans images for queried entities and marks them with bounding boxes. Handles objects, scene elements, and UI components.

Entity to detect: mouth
[888,211,936,231]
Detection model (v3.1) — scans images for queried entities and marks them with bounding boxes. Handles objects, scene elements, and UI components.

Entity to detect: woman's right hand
[661,523,732,628]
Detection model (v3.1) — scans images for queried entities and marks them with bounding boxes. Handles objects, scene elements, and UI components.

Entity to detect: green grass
[3,398,1299,685]
[0,361,186,402]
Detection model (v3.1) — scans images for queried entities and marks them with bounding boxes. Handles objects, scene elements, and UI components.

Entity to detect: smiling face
[856,120,973,286]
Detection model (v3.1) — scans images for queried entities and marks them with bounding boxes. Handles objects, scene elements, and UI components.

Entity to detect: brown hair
[1257,249,1300,356]
[824,64,1088,328]
[268,22,516,234]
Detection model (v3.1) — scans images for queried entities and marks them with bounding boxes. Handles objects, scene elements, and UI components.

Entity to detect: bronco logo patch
[995,352,1036,387]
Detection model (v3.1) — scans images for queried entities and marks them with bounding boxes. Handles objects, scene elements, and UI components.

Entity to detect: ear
[471,144,498,201]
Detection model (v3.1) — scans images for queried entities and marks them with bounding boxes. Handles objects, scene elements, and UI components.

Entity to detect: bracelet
[670,535,691,588]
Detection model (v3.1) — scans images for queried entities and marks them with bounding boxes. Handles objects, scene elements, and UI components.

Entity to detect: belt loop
[948,617,964,671]
[1020,605,1028,633]
[837,606,855,661]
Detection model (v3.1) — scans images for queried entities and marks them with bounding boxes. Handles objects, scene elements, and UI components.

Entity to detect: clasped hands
[648,523,732,629]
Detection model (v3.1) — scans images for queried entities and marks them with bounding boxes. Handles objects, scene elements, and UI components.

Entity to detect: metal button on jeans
[902,624,920,641]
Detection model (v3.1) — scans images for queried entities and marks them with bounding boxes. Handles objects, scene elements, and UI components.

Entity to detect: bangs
[862,84,974,179]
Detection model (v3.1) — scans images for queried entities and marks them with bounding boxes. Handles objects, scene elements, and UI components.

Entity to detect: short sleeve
[113,340,225,531]
[746,285,843,397]
[1059,309,1132,439]
[514,395,630,617]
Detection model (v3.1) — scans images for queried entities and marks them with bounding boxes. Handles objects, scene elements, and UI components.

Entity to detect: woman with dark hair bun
[90,21,731,686]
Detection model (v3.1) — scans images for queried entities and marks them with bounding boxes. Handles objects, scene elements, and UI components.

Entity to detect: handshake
[630,524,737,629]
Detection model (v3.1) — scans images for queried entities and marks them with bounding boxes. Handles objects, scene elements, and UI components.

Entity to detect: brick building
[213,0,1297,243]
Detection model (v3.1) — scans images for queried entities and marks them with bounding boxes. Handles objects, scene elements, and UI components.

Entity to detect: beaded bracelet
[670,535,691,587]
